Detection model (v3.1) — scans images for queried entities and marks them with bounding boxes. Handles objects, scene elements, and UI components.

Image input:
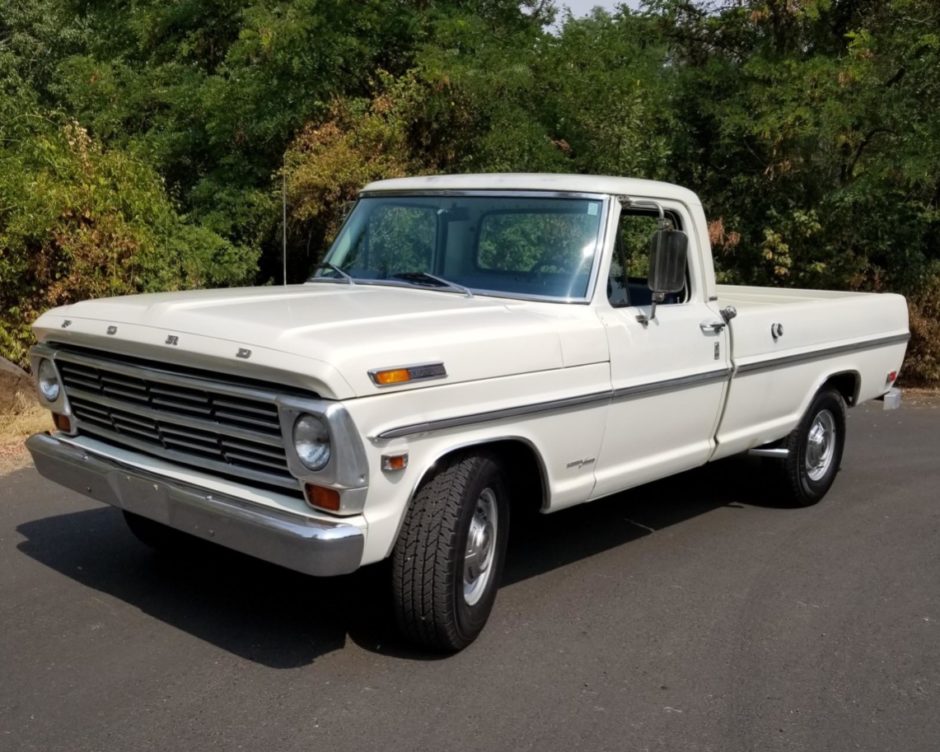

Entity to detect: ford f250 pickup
[26,174,909,651]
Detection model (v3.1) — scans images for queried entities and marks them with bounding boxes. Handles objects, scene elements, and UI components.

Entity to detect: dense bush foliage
[1,0,938,382]
[0,102,255,366]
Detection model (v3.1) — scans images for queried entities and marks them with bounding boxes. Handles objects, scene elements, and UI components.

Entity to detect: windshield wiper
[309,262,356,285]
[391,271,473,298]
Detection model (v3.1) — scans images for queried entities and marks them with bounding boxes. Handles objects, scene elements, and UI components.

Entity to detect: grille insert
[56,350,299,492]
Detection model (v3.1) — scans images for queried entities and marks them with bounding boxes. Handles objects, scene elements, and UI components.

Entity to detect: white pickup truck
[27,174,909,651]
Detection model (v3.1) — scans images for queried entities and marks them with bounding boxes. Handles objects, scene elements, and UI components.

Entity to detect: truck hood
[34,284,608,399]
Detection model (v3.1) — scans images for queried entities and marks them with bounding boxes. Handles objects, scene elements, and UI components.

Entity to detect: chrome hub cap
[463,488,498,606]
[806,409,836,482]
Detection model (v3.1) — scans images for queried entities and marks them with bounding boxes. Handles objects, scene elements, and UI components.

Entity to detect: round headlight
[38,359,61,402]
[293,414,331,471]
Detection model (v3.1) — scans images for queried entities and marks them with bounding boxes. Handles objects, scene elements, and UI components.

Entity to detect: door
[591,206,731,499]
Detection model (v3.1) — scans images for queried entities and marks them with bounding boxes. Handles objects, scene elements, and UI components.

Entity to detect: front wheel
[392,453,509,652]
[781,387,847,506]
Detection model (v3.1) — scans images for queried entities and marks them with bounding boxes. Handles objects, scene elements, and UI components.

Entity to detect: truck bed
[711,284,909,459]
[715,283,865,308]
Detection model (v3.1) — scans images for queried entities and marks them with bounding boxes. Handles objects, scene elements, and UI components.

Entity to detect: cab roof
[360,173,702,206]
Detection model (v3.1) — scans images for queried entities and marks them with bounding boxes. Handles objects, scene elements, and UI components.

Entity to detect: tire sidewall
[451,456,510,644]
[792,390,846,503]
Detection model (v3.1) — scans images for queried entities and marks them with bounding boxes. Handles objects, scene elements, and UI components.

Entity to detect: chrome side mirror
[639,228,688,325]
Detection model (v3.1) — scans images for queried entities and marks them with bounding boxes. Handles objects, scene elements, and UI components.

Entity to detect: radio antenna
[282,172,288,286]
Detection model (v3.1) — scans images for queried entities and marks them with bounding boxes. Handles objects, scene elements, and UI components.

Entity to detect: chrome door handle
[700,321,726,334]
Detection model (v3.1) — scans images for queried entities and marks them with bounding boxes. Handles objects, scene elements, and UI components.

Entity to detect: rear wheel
[781,388,846,506]
[392,452,509,652]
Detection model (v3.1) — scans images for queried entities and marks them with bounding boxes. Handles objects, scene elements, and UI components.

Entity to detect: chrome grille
[55,349,298,492]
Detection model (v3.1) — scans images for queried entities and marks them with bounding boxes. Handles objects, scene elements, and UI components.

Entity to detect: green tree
[0,107,255,366]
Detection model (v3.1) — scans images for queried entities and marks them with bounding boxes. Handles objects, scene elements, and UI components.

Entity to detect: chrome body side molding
[735,333,910,376]
[377,367,732,440]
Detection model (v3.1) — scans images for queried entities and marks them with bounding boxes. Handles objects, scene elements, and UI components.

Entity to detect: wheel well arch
[412,437,548,518]
[820,370,861,407]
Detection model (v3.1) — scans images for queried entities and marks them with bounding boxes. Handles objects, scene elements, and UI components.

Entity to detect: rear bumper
[26,433,364,577]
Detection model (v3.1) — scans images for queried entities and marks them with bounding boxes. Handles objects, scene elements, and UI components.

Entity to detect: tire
[781,387,847,506]
[122,510,184,550]
[392,452,510,652]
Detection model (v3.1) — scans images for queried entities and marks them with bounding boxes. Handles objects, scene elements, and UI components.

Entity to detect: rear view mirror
[441,206,470,222]
[639,228,688,325]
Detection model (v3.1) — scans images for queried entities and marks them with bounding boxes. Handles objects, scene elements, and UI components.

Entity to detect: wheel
[781,387,846,506]
[392,452,510,652]
[122,510,184,550]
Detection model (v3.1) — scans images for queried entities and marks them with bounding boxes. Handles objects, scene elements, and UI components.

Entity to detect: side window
[608,211,687,307]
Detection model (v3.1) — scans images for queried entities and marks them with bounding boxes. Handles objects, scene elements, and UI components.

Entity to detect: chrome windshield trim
[358,189,611,199]
[735,333,911,376]
[375,367,731,440]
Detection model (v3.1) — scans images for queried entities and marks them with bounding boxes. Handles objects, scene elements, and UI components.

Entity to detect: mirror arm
[636,291,665,327]
[620,196,665,224]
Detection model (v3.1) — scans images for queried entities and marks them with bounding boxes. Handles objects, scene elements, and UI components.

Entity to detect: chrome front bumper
[26,433,365,577]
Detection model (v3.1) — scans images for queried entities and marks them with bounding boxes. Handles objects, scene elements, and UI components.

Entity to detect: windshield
[311,193,606,301]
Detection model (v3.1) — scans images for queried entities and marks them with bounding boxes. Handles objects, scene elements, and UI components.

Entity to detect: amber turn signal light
[304,483,341,512]
[369,363,446,387]
[373,368,411,386]
[381,453,408,471]
[52,413,71,432]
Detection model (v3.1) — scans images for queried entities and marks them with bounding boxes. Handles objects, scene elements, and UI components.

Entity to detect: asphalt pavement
[1,400,937,752]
